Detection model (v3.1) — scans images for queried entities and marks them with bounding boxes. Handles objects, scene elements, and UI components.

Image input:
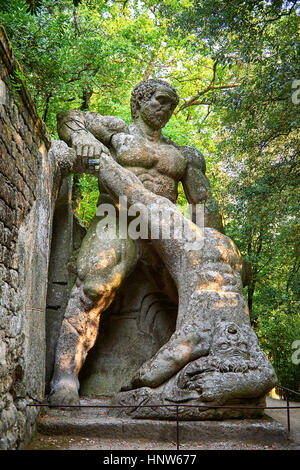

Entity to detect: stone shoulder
[84,112,129,136]
[161,136,206,174]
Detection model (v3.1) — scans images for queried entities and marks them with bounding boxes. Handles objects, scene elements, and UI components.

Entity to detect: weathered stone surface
[48,78,276,418]
[36,397,290,447]
[45,176,73,392]
[79,263,177,395]
[94,151,277,416]
[0,26,63,449]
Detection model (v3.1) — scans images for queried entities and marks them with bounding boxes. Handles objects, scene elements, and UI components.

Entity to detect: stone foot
[48,381,80,406]
[120,381,134,392]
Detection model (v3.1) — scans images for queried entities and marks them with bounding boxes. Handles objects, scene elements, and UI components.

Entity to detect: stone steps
[36,397,291,446]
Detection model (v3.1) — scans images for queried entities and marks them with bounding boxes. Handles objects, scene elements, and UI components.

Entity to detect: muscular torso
[110,130,187,203]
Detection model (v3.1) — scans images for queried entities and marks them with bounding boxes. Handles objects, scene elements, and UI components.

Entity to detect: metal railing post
[176,405,179,450]
[26,383,300,448]
[286,390,290,432]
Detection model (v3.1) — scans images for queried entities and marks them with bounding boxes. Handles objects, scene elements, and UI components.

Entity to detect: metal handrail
[272,384,300,432]
[276,383,300,395]
[27,383,300,450]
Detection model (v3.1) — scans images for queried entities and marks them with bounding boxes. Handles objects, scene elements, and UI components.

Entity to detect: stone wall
[45,178,84,393]
[0,26,59,449]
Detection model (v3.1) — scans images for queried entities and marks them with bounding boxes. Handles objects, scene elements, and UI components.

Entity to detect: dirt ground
[25,435,294,451]
[264,397,300,449]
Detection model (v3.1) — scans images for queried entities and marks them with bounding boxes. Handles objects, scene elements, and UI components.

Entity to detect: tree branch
[66,66,99,84]
[199,105,211,126]
[73,7,80,37]
[175,60,240,114]
[142,49,160,80]
[42,92,52,122]
[260,0,298,32]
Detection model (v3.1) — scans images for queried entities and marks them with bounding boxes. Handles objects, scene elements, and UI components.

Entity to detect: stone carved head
[210,322,251,361]
[177,321,262,392]
[130,79,179,129]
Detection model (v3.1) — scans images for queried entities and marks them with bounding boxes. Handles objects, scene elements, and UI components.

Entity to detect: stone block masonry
[0,26,61,449]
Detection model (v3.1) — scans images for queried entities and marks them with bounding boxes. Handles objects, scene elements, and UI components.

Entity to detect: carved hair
[130,79,179,119]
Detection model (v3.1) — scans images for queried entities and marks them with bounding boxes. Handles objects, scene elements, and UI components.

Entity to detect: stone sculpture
[48,79,277,417]
[94,150,277,418]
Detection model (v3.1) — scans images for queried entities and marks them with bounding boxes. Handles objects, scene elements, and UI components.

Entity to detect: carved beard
[139,104,171,130]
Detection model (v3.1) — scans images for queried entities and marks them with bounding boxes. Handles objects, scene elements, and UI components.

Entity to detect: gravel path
[265,397,300,449]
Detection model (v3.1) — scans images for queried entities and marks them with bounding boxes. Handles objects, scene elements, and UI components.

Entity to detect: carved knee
[83,268,123,300]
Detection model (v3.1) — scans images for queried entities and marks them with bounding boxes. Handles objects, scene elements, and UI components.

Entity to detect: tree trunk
[80,88,93,111]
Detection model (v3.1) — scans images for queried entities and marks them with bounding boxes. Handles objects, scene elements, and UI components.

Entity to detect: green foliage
[258,307,300,401]
[0,0,171,130]
[72,174,99,225]
[1,0,299,394]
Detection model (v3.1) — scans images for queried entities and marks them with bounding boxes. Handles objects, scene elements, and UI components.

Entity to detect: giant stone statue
[49,79,277,418]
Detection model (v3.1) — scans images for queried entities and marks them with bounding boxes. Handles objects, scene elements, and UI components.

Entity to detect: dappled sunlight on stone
[48,78,277,421]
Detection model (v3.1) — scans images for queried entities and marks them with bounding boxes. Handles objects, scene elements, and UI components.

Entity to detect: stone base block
[111,392,266,420]
[38,397,289,446]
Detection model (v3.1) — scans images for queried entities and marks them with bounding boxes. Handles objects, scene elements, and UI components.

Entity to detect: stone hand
[71,130,109,170]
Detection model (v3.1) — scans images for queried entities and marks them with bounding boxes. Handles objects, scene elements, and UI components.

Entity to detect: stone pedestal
[36,396,292,449]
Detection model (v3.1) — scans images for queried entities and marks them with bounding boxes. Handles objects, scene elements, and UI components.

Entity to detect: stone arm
[179,145,251,285]
[56,109,129,174]
[180,145,224,233]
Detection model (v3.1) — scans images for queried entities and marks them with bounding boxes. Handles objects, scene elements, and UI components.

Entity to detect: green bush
[72,174,99,226]
[258,308,300,401]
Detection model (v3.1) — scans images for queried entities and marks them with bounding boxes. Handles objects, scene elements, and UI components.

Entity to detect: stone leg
[49,212,139,405]
[121,319,210,390]
[121,231,248,390]
[97,154,244,387]
[49,282,116,405]
[97,153,276,408]
[114,319,277,420]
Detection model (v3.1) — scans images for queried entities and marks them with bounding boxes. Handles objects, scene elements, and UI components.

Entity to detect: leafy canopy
[1,0,299,394]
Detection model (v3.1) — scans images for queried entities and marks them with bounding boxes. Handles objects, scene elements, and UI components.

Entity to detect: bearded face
[138,85,178,130]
